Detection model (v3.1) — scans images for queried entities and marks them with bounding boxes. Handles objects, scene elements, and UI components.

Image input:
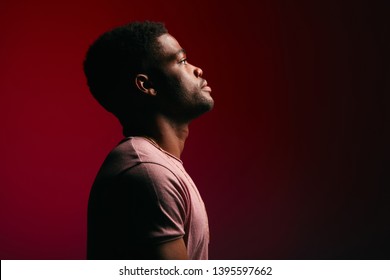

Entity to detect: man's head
[84,21,213,127]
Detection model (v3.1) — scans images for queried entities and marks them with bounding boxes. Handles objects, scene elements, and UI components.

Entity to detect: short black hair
[83,21,168,118]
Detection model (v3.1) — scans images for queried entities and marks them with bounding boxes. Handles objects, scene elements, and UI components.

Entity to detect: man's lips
[201,80,212,92]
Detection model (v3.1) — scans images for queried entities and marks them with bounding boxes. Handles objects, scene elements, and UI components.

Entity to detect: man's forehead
[156,33,185,58]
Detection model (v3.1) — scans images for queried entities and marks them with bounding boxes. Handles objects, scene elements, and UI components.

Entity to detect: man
[83,21,214,260]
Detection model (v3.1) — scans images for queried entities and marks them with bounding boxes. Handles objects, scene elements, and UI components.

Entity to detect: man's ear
[135,74,157,96]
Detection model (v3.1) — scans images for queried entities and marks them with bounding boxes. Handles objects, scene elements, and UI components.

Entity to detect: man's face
[150,33,214,121]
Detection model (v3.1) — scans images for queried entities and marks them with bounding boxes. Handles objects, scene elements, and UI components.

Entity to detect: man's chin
[195,100,214,117]
[199,93,214,110]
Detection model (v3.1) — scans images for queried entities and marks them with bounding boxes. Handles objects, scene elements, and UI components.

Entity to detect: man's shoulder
[98,137,173,177]
[93,136,187,202]
[114,136,168,162]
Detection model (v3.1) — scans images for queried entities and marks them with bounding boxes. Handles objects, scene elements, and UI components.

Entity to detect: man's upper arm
[149,237,188,260]
[119,163,188,259]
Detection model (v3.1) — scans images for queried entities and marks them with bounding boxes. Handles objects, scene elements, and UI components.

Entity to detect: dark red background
[1,0,389,259]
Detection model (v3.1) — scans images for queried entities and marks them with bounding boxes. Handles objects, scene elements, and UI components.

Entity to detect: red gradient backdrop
[1,0,389,259]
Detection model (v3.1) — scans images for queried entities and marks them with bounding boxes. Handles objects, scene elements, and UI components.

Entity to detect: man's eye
[179,59,188,65]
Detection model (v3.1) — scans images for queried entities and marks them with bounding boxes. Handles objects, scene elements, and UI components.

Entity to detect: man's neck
[123,115,190,159]
[151,115,189,159]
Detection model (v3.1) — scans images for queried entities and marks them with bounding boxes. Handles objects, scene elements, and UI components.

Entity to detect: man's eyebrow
[166,49,186,62]
[176,49,186,56]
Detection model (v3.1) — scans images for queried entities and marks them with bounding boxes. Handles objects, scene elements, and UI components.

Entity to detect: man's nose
[194,67,203,78]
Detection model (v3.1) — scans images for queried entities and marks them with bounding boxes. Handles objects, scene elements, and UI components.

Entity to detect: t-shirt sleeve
[119,162,188,245]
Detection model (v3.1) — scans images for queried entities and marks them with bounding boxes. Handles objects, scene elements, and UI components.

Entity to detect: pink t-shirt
[87,137,209,259]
